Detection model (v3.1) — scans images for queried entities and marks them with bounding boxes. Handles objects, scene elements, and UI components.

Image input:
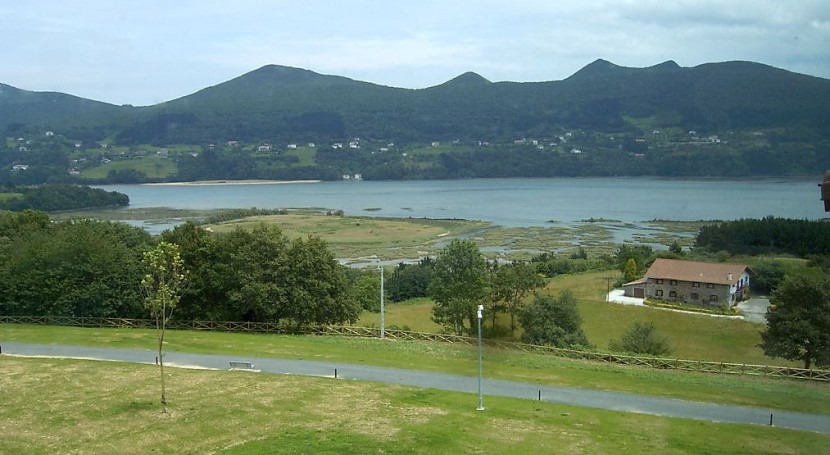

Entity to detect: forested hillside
[2,59,830,183]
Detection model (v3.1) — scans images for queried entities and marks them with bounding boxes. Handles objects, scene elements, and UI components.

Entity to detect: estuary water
[99,177,825,228]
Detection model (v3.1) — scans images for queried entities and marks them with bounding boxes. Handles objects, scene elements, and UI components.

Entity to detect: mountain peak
[428,71,492,90]
[567,59,623,80]
[242,64,329,84]
[446,71,491,86]
[649,60,681,71]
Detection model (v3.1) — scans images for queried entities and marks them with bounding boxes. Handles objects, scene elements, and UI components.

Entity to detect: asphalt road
[3,342,829,435]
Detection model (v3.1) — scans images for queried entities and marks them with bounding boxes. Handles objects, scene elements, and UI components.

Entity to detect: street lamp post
[379,264,385,339]
[476,304,484,411]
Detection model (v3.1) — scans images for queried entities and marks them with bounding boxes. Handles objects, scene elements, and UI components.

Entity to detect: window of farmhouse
[691,293,699,300]
[709,295,718,302]
[656,279,664,284]
[669,290,677,298]
[656,290,663,297]
[706,283,715,289]
[693,282,700,287]
[670,280,678,286]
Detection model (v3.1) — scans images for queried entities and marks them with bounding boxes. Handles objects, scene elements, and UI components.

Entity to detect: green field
[0,192,23,202]
[2,324,827,416]
[80,155,177,179]
[3,356,826,454]
[2,324,830,454]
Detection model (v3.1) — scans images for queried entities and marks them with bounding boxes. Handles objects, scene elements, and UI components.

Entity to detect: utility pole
[379,264,385,339]
[476,304,484,411]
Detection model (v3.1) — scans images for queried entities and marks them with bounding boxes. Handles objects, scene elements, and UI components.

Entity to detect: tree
[141,242,186,409]
[0,218,151,317]
[614,244,652,275]
[622,258,638,283]
[760,274,830,369]
[350,271,382,312]
[428,239,489,335]
[385,257,434,302]
[668,240,683,255]
[491,261,545,338]
[281,235,360,326]
[609,321,672,356]
[750,260,787,295]
[518,291,590,348]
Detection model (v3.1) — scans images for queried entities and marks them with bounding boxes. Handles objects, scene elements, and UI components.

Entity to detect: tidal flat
[56,207,703,263]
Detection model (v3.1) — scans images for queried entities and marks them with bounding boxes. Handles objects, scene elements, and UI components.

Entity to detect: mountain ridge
[2,59,830,144]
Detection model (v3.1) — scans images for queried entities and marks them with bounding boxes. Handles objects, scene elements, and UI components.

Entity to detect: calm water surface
[100,177,825,228]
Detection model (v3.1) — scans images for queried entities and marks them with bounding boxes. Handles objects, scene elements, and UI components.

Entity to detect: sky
[2,0,829,106]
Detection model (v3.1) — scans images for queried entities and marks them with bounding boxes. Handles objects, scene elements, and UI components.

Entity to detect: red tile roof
[644,258,748,285]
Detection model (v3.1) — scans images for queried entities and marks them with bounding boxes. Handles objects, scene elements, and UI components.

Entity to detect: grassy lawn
[80,155,177,179]
[0,192,23,202]
[3,324,828,416]
[3,357,826,454]
[358,298,443,332]
[358,270,797,368]
[543,271,795,366]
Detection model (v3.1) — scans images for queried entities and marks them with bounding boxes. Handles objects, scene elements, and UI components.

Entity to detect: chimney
[727,273,733,281]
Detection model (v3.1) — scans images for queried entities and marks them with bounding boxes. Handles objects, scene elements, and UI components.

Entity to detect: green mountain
[2,59,830,145]
[0,83,128,140]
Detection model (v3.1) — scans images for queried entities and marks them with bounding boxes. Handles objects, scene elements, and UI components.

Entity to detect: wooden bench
[229,361,255,370]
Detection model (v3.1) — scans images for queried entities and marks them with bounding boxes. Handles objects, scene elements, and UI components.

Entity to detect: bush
[609,321,672,356]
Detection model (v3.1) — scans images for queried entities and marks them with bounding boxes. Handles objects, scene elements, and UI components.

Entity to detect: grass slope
[2,324,828,416]
[3,357,827,454]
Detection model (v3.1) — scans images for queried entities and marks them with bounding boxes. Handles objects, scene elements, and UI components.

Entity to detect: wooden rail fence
[2,315,828,382]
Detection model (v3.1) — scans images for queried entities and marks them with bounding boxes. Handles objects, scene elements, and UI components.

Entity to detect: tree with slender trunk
[428,239,489,335]
[491,262,545,338]
[141,242,186,411]
[761,274,830,369]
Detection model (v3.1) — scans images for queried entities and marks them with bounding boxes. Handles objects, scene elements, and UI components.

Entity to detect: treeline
[4,132,828,186]
[0,184,129,211]
[0,213,360,326]
[695,217,830,256]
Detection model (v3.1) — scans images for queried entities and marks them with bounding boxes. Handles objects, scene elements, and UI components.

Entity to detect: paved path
[3,342,829,435]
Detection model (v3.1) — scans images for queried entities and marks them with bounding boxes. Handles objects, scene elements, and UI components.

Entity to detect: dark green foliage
[0,184,129,211]
[518,291,590,348]
[749,261,788,295]
[282,235,359,326]
[807,255,830,273]
[428,239,489,335]
[2,60,830,185]
[347,270,381,312]
[0,209,51,239]
[490,261,545,338]
[668,240,683,255]
[622,258,639,283]
[614,245,654,274]
[0,216,152,317]
[529,252,613,277]
[609,321,672,356]
[695,217,830,257]
[761,274,830,369]
[385,258,435,302]
[0,215,358,325]
[161,222,359,325]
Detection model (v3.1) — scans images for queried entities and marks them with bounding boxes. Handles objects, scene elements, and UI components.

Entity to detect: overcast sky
[2,0,829,106]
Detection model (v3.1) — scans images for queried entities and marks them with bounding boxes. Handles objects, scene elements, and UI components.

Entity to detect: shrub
[609,321,672,356]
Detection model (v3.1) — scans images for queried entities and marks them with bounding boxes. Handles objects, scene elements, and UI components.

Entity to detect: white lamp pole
[476,304,484,411]
[379,264,385,339]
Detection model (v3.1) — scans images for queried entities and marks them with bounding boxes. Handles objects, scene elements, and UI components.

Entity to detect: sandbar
[144,179,321,186]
